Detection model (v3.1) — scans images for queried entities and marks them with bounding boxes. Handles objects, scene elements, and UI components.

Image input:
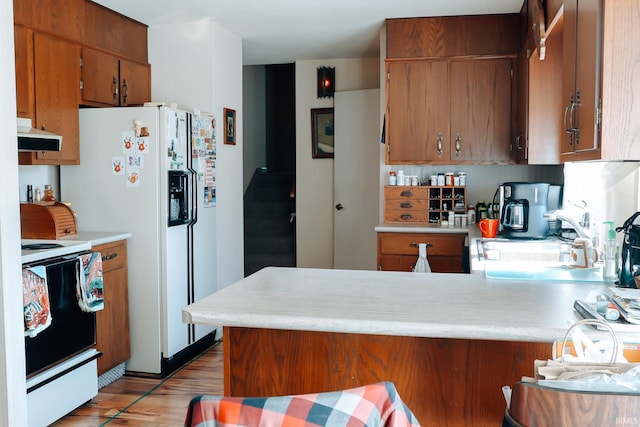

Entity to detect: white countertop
[182,266,617,343]
[21,231,132,264]
[375,223,473,235]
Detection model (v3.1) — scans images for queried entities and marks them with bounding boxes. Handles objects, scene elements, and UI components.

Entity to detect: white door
[333,89,381,270]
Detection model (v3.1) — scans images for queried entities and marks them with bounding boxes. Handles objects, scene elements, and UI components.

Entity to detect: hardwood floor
[52,342,224,426]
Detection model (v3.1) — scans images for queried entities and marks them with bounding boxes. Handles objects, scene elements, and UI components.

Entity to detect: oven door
[24,254,96,377]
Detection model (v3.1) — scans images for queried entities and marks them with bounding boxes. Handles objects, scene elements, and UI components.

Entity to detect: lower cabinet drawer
[377,232,467,273]
[378,232,465,256]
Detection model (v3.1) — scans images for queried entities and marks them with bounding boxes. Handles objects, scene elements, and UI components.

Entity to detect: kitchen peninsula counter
[183,267,619,426]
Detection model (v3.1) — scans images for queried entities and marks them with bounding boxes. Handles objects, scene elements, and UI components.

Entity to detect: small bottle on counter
[34,188,41,202]
[437,173,445,186]
[397,170,405,186]
[389,171,397,186]
[26,185,33,202]
[42,184,56,202]
[467,205,476,224]
[458,172,466,186]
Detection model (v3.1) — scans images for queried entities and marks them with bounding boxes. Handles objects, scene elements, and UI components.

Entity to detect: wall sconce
[317,66,335,98]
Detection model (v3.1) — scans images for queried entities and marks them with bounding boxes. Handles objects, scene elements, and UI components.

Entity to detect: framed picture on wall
[311,108,334,158]
[224,108,236,145]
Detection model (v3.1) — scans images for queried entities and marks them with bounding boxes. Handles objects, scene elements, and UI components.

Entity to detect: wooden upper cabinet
[386,14,520,59]
[81,47,120,105]
[449,59,513,162]
[118,58,151,106]
[386,61,449,163]
[17,32,80,165]
[560,0,602,160]
[13,0,148,62]
[386,58,513,164]
[81,47,150,106]
[385,14,518,165]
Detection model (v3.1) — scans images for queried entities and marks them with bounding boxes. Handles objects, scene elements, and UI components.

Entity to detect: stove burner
[22,243,64,250]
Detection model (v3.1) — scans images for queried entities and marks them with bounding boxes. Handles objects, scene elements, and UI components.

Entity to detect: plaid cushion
[185,381,421,427]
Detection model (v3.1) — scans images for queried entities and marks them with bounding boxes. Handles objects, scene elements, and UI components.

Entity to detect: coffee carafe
[497,182,551,239]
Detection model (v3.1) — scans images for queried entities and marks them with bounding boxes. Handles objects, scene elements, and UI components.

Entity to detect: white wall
[295,58,379,268]
[0,1,29,422]
[242,65,266,191]
[149,19,244,292]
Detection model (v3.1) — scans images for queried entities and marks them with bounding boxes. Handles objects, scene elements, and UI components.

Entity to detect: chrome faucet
[543,210,591,239]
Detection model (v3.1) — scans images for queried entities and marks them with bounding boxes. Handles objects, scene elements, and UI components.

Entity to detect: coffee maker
[496,182,558,239]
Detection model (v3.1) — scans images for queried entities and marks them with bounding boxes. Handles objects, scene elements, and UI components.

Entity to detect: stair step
[244,217,294,236]
[245,201,293,218]
[244,235,295,255]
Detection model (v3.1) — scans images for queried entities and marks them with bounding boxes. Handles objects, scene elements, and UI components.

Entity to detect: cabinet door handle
[400,191,413,197]
[400,214,413,220]
[409,242,433,248]
[436,132,443,156]
[112,76,119,102]
[400,202,413,209]
[455,133,462,157]
[102,252,118,261]
[122,78,128,104]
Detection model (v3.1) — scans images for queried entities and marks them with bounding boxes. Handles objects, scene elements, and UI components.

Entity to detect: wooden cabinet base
[223,327,550,427]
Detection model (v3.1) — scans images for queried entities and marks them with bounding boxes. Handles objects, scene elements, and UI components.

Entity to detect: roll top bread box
[20,202,78,240]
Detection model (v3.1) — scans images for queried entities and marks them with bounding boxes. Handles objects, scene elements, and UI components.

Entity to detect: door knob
[335,203,344,211]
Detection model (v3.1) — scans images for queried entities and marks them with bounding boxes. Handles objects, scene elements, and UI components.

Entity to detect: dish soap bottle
[603,221,619,281]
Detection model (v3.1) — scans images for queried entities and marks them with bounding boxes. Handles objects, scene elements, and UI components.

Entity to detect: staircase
[244,169,296,276]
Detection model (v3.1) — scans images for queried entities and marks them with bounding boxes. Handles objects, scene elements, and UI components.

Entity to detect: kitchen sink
[483,261,604,282]
[475,238,606,282]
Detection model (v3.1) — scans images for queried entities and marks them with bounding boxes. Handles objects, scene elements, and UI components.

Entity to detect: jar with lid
[475,201,488,220]
[467,206,476,224]
[42,184,56,202]
[397,170,405,186]
[445,172,454,186]
[436,173,445,186]
[458,172,466,186]
[389,171,397,186]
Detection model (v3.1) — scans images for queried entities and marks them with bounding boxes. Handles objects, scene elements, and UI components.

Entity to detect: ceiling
[94,0,524,66]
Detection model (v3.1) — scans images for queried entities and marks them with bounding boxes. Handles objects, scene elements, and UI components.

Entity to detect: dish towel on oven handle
[23,265,52,338]
[77,251,104,312]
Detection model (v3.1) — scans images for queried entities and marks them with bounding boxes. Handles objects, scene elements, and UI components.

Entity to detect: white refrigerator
[61,105,217,376]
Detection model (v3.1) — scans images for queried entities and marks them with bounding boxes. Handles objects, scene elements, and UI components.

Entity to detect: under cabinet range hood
[17,117,62,151]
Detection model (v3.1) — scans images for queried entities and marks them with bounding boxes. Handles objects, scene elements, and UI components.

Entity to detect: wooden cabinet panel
[18,33,80,165]
[560,0,602,160]
[81,47,120,105]
[386,15,520,59]
[600,0,640,160]
[13,0,148,62]
[450,59,513,162]
[119,58,151,106]
[84,1,148,62]
[14,25,35,119]
[13,0,85,43]
[377,232,466,273]
[93,240,130,375]
[225,328,550,426]
[386,61,449,163]
[81,47,151,107]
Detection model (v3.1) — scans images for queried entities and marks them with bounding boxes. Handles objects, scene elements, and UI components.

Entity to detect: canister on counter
[467,206,476,224]
[458,172,466,186]
[445,172,454,186]
[430,175,437,186]
[389,171,397,186]
[476,201,488,220]
[397,170,405,186]
[437,173,445,186]
[410,175,418,186]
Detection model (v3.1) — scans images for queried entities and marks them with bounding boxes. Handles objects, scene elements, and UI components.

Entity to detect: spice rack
[428,186,467,223]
